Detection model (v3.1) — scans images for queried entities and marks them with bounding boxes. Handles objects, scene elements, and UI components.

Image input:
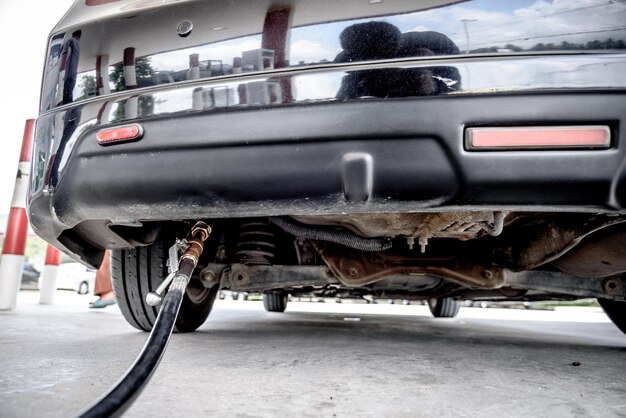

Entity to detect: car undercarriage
[196,212,624,297]
[106,212,626,331]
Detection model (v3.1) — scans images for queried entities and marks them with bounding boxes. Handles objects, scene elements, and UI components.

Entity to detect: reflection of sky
[153,88,193,114]
[292,56,626,99]
[150,35,262,72]
[290,0,626,62]
[106,55,626,119]
[133,0,626,74]
[71,0,626,99]
[416,0,626,50]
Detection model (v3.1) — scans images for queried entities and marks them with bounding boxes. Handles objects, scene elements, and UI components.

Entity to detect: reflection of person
[334,22,461,99]
[335,21,402,63]
[398,31,462,93]
[90,250,116,308]
[58,30,82,105]
[48,106,81,188]
[42,33,66,111]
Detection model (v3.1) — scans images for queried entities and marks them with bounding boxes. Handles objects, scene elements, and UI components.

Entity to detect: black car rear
[29,0,626,333]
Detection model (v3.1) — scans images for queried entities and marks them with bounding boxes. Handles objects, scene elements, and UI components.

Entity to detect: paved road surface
[1,291,625,417]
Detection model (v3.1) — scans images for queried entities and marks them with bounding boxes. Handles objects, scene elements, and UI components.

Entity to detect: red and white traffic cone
[190,54,204,110]
[96,54,110,96]
[0,119,35,310]
[188,53,200,80]
[39,245,62,305]
[123,47,138,90]
[123,47,139,119]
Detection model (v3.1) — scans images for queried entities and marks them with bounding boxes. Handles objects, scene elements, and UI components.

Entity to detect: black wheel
[111,238,218,332]
[263,291,288,312]
[428,297,460,318]
[232,292,239,301]
[78,281,89,295]
[598,299,626,335]
[242,294,249,301]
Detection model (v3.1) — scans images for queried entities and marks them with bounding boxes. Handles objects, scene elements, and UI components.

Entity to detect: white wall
[0,0,75,215]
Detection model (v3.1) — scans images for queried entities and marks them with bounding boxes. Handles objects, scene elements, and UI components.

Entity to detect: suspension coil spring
[236,221,277,265]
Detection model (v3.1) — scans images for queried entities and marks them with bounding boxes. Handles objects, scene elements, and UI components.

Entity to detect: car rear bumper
[29,83,626,266]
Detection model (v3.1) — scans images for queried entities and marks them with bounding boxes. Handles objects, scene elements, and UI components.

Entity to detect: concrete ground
[1,291,625,418]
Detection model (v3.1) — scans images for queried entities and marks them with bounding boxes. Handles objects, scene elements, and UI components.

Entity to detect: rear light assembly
[97,124,144,145]
[465,126,610,151]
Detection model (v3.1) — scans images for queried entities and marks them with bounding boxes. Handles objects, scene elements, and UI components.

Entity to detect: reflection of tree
[471,38,626,54]
[110,57,155,90]
[77,75,96,100]
[111,96,155,121]
[110,57,155,119]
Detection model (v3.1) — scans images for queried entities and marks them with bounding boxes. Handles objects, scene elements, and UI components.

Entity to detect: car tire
[111,239,218,332]
[598,298,626,335]
[78,281,89,295]
[428,297,460,318]
[263,291,288,312]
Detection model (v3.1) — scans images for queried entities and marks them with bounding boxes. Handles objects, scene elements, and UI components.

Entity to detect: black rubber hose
[269,217,392,252]
[76,275,189,418]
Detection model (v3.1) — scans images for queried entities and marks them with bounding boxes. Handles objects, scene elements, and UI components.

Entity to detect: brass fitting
[180,221,212,266]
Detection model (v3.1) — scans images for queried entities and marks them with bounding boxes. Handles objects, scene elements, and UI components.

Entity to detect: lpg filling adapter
[77,221,211,418]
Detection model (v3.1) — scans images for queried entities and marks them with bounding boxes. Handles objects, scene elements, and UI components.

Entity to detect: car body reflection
[40,0,626,110]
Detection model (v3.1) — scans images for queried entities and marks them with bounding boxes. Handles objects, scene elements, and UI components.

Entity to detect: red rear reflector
[466,126,610,150]
[97,124,143,145]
